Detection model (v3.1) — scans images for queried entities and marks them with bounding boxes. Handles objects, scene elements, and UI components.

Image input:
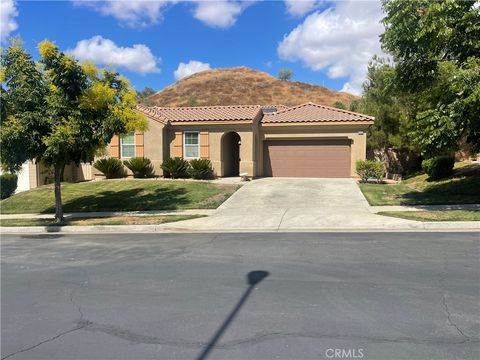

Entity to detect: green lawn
[359,163,480,206]
[0,180,238,214]
[0,214,204,227]
[378,210,480,222]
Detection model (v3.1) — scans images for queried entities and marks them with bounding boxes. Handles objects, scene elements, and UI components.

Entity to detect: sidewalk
[0,209,216,219]
[3,204,478,220]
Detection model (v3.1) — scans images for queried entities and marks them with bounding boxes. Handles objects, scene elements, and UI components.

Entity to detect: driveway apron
[167,178,417,230]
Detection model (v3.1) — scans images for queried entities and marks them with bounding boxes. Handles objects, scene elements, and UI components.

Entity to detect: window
[184,132,200,159]
[120,132,135,158]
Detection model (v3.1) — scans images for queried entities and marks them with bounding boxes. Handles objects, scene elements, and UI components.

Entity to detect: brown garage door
[263,139,351,178]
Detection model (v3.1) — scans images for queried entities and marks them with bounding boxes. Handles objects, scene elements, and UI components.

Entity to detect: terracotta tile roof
[136,104,167,124]
[261,102,375,124]
[137,102,373,125]
[150,105,263,122]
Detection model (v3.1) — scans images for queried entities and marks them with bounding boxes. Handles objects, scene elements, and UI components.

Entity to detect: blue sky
[2,1,385,95]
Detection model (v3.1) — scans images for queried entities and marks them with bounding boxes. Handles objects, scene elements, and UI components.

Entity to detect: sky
[1,0,386,95]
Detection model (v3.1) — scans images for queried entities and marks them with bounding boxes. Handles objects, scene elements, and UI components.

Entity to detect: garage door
[263,139,351,178]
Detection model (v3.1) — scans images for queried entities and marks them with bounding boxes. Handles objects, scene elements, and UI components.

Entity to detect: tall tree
[362,57,417,152]
[0,40,147,221]
[380,0,480,156]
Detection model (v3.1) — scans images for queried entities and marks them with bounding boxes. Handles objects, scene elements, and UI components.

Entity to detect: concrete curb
[1,221,478,234]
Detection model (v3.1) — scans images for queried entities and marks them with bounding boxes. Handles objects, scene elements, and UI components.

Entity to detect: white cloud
[1,0,18,43]
[72,0,174,28]
[174,60,211,80]
[284,0,320,17]
[193,1,250,28]
[278,0,385,95]
[73,0,255,29]
[68,36,160,74]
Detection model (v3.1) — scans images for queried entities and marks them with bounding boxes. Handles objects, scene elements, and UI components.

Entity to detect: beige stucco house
[22,102,374,190]
[109,102,374,178]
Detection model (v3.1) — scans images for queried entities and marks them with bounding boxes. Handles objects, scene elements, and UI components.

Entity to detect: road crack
[438,244,470,342]
[69,279,87,322]
[442,294,469,340]
[2,271,89,360]
[78,320,477,349]
[277,209,288,231]
[1,325,86,360]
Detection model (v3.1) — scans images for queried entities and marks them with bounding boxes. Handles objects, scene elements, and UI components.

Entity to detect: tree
[379,0,480,156]
[348,99,361,112]
[412,58,480,157]
[361,57,417,152]
[278,69,293,81]
[136,87,156,105]
[359,57,426,174]
[0,40,147,222]
[333,101,346,110]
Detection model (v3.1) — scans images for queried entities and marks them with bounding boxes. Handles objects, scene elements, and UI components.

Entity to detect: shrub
[123,157,154,178]
[278,69,293,81]
[422,155,454,180]
[93,158,124,179]
[1,173,18,199]
[356,160,385,183]
[161,157,190,179]
[188,159,214,180]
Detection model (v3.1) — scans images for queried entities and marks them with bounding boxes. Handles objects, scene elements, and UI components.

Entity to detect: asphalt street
[1,232,479,360]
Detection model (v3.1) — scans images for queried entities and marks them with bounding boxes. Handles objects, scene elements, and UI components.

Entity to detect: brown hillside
[146,67,358,108]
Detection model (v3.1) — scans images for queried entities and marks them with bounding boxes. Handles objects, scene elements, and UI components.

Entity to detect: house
[6,160,93,193]
[19,102,374,190]
[108,102,374,178]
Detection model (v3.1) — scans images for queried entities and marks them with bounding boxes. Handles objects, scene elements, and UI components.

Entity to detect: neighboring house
[6,161,93,192]
[0,162,31,193]
[20,102,374,189]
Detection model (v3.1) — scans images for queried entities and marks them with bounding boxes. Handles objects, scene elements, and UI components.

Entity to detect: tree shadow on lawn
[399,176,480,205]
[40,186,190,213]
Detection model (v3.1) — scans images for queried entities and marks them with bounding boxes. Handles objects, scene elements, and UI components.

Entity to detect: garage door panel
[263,139,351,178]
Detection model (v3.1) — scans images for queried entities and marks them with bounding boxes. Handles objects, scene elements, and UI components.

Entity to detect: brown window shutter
[200,131,209,159]
[173,131,183,157]
[110,135,120,158]
[135,132,144,157]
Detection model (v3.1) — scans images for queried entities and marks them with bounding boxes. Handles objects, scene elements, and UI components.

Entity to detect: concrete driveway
[168,178,416,231]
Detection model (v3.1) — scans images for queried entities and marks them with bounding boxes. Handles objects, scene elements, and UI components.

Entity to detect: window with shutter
[120,132,135,158]
[183,132,200,159]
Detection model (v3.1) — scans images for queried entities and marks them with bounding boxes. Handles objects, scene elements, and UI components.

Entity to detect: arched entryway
[222,132,241,177]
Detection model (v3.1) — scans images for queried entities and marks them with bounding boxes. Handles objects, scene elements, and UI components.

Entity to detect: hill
[145,67,358,108]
